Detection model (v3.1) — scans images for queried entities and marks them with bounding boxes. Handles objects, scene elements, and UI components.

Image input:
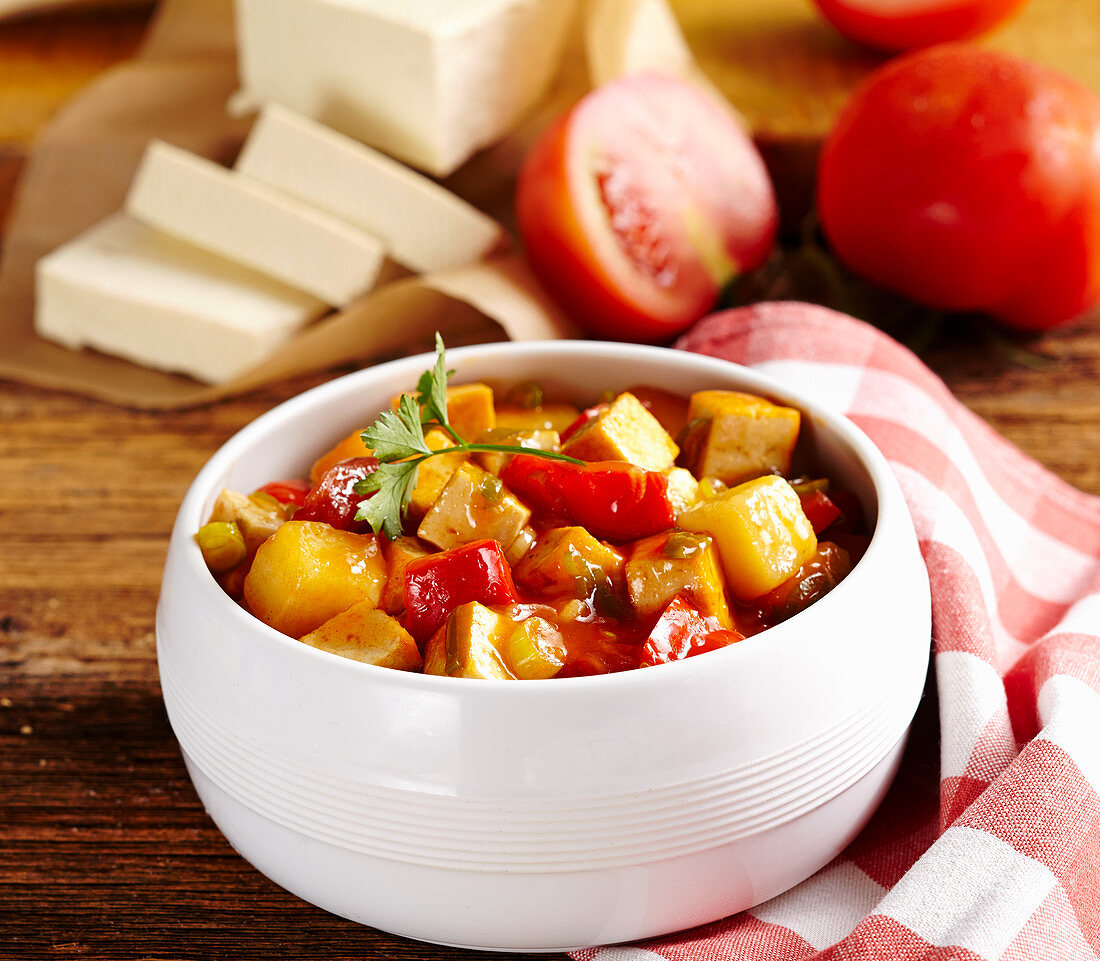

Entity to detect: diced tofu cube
[473,427,560,475]
[664,467,699,516]
[380,536,432,615]
[504,525,537,566]
[408,428,468,519]
[495,403,581,433]
[300,601,422,671]
[680,390,800,486]
[625,531,734,629]
[514,526,624,599]
[243,520,388,636]
[677,476,817,600]
[209,488,290,555]
[417,463,531,550]
[561,391,678,471]
[422,601,513,679]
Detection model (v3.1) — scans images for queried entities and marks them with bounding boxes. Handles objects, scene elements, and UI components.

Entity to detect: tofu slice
[300,602,423,671]
[417,462,531,551]
[677,476,817,601]
[34,214,325,384]
[236,104,503,272]
[232,0,577,176]
[625,531,734,629]
[422,601,514,679]
[408,429,468,520]
[562,391,678,471]
[680,390,801,486]
[126,140,385,306]
[379,536,433,615]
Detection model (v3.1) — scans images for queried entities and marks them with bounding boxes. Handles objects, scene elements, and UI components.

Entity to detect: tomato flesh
[517,72,777,344]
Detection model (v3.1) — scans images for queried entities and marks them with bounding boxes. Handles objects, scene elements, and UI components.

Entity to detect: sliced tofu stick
[34,214,326,384]
[126,140,385,306]
[236,104,503,272]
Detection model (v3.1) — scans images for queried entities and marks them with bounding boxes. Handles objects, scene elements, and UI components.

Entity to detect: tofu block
[504,525,537,566]
[34,214,325,384]
[562,391,679,471]
[514,526,624,599]
[126,140,385,306]
[422,602,514,679]
[677,476,817,601]
[417,463,531,550]
[209,489,291,556]
[473,427,560,475]
[243,521,388,637]
[681,390,801,486]
[232,0,577,176]
[300,602,423,671]
[379,536,433,615]
[236,104,503,272]
[625,531,734,629]
[664,467,699,516]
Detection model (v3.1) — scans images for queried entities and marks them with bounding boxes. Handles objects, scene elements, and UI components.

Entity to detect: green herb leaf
[354,460,421,540]
[362,393,431,462]
[416,332,452,429]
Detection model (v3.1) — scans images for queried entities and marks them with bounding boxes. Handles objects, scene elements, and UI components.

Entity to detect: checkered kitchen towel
[576,302,1100,961]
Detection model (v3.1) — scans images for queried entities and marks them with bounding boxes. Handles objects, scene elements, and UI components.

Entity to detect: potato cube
[422,601,513,679]
[680,390,800,486]
[473,427,560,475]
[561,391,678,471]
[300,602,422,671]
[417,462,531,551]
[677,476,817,600]
[514,526,624,599]
[625,531,734,629]
[243,520,388,636]
[209,488,290,556]
[408,428,467,519]
[444,382,496,439]
[496,403,580,433]
[380,535,432,615]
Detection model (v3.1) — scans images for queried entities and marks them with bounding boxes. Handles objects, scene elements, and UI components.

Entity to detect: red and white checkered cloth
[575,302,1100,961]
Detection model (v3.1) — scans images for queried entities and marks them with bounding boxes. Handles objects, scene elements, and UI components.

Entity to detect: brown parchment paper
[0,0,611,408]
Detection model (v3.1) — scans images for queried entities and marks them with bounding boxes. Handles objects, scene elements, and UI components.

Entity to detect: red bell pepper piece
[403,539,519,641]
[501,455,675,541]
[254,478,312,507]
[798,489,842,535]
[640,595,743,667]
[560,402,608,443]
[295,457,379,532]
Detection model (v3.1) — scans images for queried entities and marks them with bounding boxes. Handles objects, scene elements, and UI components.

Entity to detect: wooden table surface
[2,7,1099,961]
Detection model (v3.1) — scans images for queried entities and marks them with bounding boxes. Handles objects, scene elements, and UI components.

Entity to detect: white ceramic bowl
[157,341,930,952]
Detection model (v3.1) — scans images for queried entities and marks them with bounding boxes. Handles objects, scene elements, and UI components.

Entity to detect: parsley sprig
[354,334,584,540]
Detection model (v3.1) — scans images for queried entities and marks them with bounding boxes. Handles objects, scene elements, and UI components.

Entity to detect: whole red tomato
[818,45,1100,331]
[812,0,1026,51]
[517,72,777,344]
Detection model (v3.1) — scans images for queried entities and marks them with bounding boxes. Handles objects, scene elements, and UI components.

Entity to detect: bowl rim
[168,338,917,697]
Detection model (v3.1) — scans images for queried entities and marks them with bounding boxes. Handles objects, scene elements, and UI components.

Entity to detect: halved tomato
[516,72,777,344]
